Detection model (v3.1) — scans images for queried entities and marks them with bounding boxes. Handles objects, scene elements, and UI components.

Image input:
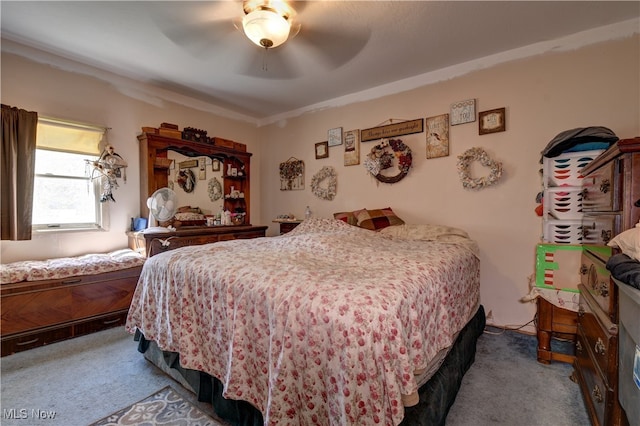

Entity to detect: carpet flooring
[0,326,589,426]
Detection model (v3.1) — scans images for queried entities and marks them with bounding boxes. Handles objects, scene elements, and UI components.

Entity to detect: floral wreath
[311,166,337,200]
[207,177,222,201]
[176,169,196,193]
[363,139,412,184]
[456,147,503,190]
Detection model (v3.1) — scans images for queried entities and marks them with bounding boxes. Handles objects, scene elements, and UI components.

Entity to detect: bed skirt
[134,305,485,426]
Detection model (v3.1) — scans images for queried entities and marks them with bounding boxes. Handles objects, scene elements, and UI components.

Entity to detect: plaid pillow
[356,208,405,231]
[333,210,363,226]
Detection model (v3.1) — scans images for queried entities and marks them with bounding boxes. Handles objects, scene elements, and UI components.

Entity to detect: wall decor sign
[450,99,476,126]
[479,107,506,135]
[360,119,423,142]
[315,141,329,159]
[343,129,360,166]
[328,127,343,146]
[425,114,450,159]
[179,159,198,169]
[211,158,221,172]
[279,157,305,191]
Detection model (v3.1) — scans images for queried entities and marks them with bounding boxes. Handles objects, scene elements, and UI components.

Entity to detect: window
[32,118,108,232]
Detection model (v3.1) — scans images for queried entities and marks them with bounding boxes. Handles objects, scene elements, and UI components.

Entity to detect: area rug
[88,386,224,426]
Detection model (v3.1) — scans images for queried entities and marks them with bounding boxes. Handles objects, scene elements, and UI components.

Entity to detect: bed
[126,217,484,425]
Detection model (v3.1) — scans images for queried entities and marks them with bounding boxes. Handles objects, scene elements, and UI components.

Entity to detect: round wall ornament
[311,166,337,200]
[456,147,503,190]
[363,138,412,184]
[207,177,223,201]
[177,169,196,193]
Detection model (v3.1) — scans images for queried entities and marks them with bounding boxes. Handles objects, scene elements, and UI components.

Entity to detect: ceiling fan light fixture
[242,8,290,48]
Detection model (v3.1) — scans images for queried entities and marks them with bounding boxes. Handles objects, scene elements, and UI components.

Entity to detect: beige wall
[0,52,262,263]
[258,36,640,331]
[1,35,638,331]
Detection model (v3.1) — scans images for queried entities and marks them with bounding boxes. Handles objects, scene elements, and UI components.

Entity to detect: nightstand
[273,220,303,235]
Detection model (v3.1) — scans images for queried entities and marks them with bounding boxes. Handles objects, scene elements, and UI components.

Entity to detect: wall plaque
[360,119,424,142]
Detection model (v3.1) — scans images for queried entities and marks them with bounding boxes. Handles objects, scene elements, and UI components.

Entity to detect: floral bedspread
[126,218,480,425]
[1,249,145,284]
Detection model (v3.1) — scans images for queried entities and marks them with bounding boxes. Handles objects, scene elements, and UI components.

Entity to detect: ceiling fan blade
[293,25,371,70]
[150,2,241,57]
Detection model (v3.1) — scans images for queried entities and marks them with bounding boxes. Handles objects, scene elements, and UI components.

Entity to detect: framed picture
[343,129,360,166]
[315,141,329,159]
[479,108,506,135]
[328,127,343,146]
[212,159,221,172]
[426,113,450,159]
[450,99,476,125]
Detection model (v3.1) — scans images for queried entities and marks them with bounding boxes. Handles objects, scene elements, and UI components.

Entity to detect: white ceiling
[2,1,639,125]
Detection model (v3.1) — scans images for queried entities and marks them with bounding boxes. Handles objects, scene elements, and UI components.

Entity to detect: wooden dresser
[1,266,142,356]
[141,225,268,257]
[573,136,639,426]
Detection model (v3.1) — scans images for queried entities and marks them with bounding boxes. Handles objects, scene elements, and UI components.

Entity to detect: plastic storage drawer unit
[616,279,640,426]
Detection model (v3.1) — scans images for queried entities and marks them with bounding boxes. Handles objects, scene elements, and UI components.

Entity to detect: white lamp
[242,7,290,48]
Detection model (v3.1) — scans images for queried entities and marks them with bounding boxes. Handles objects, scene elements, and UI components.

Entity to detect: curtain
[1,104,38,240]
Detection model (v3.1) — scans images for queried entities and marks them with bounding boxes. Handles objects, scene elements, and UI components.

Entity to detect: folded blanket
[606,253,640,290]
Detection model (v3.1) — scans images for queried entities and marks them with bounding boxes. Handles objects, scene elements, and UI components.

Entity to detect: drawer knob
[580,264,588,275]
[599,179,610,194]
[580,188,588,199]
[594,338,606,356]
[578,307,585,318]
[600,229,612,244]
[592,385,603,403]
[576,341,583,353]
[597,282,609,298]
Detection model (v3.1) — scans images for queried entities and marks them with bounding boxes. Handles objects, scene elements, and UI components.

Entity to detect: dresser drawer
[575,327,612,426]
[218,230,266,241]
[581,214,620,245]
[580,250,614,319]
[578,285,618,382]
[1,326,73,356]
[582,161,620,212]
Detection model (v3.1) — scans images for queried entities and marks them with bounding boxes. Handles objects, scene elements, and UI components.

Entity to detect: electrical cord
[483,317,537,335]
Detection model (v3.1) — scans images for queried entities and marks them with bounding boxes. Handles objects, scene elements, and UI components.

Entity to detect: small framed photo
[315,141,329,159]
[328,127,343,146]
[450,99,476,126]
[479,107,506,135]
[212,159,221,172]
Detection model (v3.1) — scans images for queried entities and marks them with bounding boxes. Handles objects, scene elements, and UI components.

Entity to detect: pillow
[355,208,405,231]
[333,210,363,226]
[378,224,469,240]
[607,226,640,262]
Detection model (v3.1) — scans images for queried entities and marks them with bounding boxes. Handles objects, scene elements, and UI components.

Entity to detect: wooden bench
[1,249,145,356]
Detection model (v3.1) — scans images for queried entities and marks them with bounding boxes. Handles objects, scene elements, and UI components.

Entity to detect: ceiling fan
[154,1,370,79]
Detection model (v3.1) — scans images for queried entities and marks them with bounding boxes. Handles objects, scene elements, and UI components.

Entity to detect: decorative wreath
[207,177,223,201]
[176,169,196,193]
[311,166,337,200]
[363,139,412,184]
[456,147,503,190]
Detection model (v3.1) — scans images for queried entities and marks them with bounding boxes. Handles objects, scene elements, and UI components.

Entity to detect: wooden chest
[1,266,142,356]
